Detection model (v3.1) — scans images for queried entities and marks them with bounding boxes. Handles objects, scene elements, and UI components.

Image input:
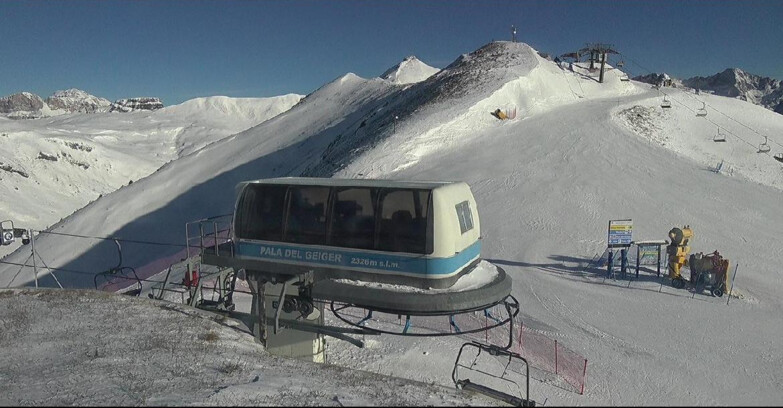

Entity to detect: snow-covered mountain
[631,72,681,88]
[0,92,49,119]
[0,92,45,113]
[380,55,440,85]
[683,68,783,113]
[0,90,172,118]
[109,97,164,112]
[2,41,783,405]
[635,68,783,114]
[45,88,111,113]
[0,94,302,258]
[2,88,116,118]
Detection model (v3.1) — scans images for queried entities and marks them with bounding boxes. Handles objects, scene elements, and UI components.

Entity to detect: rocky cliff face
[631,73,680,88]
[634,68,783,115]
[0,92,45,114]
[109,97,164,113]
[45,89,111,113]
[682,68,783,113]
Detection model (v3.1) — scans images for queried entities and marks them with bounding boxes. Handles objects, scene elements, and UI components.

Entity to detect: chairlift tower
[579,43,619,83]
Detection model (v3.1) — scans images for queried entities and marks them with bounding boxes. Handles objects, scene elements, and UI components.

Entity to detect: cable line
[618,52,782,157]
[35,230,187,248]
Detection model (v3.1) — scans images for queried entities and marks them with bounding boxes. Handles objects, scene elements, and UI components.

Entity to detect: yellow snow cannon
[492,108,508,120]
[666,226,693,288]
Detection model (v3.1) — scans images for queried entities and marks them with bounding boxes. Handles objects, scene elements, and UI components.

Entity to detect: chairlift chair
[0,221,30,246]
[696,102,707,117]
[660,95,671,109]
[758,136,771,153]
[1,220,16,246]
[713,129,726,143]
[620,73,630,82]
[452,341,535,407]
[93,239,142,296]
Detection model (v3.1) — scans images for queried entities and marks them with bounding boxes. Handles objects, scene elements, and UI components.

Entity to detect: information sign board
[608,219,633,248]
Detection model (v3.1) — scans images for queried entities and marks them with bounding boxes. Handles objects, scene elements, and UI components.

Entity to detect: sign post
[632,240,668,278]
[606,220,632,280]
[608,219,633,248]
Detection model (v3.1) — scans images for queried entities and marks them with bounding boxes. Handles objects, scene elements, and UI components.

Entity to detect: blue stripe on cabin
[235,240,481,277]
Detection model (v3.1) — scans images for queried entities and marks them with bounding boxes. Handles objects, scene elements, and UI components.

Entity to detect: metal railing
[185,214,234,260]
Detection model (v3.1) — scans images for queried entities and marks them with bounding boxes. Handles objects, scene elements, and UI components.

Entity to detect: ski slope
[0,94,302,258]
[2,41,783,405]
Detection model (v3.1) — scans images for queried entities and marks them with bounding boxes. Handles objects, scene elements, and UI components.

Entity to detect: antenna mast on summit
[511,25,517,42]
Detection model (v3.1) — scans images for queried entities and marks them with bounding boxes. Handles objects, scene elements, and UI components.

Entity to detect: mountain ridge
[633,67,783,114]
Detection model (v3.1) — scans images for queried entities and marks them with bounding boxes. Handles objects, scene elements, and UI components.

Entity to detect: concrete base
[248,275,325,363]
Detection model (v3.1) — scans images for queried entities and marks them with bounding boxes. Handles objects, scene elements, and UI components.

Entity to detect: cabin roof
[239,177,458,190]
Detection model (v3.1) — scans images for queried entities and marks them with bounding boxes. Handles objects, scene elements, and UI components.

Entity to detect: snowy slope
[0,74,397,288]
[0,95,302,258]
[153,94,304,156]
[380,55,440,85]
[334,46,783,405]
[2,41,783,405]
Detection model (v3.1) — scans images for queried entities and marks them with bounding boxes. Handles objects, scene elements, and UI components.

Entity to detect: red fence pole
[581,359,588,395]
[554,339,558,375]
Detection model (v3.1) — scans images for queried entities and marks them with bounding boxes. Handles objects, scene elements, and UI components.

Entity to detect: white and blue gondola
[200,177,513,316]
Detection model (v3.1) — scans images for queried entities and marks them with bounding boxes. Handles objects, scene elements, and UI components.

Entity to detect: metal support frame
[357,310,373,327]
[329,295,519,343]
[248,275,267,346]
[452,341,535,407]
[633,242,665,278]
[273,276,300,334]
[30,229,38,288]
[229,310,379,348]
[148,266,174,300]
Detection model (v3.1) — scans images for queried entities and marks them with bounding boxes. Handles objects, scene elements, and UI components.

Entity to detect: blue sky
[1,0,780,105]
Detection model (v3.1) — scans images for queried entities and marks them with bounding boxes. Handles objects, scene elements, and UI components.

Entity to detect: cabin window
[377,189,431,253]
[330,187,377,250]
[237,184,287,241]
[283,186,330,245]
[455,200,474,234]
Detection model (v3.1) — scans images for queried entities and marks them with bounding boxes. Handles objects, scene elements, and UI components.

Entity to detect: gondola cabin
[229,178,482,289]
